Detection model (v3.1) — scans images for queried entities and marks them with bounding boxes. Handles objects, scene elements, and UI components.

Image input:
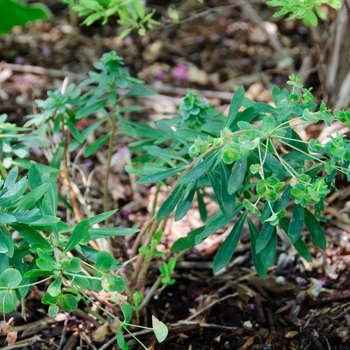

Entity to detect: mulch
[1,1,350,349]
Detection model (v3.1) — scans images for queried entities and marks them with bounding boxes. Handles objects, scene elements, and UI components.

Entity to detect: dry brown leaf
[6,331,18,346]
[0,317,14,333]
[92,322,109,342]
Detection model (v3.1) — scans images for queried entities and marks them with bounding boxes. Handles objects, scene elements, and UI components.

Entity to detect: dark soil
[1,1,350,349]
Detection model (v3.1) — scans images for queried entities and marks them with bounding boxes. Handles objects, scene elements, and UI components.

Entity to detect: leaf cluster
[122,75,350,278]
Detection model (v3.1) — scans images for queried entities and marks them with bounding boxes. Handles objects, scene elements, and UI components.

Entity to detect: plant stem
[104,101,118,227]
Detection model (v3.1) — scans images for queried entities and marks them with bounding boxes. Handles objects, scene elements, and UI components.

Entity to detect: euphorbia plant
[123,73,350,278]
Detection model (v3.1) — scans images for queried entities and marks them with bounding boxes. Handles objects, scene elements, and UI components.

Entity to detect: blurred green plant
[267,0,342,26]
[0,0,50,35]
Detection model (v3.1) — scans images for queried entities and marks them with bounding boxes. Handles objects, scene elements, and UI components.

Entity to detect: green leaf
[0,290,17,313]
[75,99,107,120]
[64,220,90,253]
[247,218,267,279]
[10,223,51,250]
[121,303,132,324]
[157,186,184,221]
[79,245,122,270]
[0,268,22,288]
[48,304,59,317]
[228,157,247,195]
[0,177,28,205]
[84,133,111,158]
[178,152,218,185]
[89,227,139,240]
[102,274,126,293]
[174,183,196,221]
[59,293,78,312]
[88,210,118,226]
[24,269,55,278]
[194,207,243,246]
[3,166,18,190]
[95,251,113,271]
[67,257,81,273]
[0,227,14,257]
[68,118,107,152]
[144,145,187,163]
[260,231,276,269]
[224,86,245,127]
[16,183,49,211]
[28,163,43,190]
[137,166,186,184]
[213,211,247,273]
[66,119,85,144]
[47,277,62,297]
[243,199,261,216]
[116,327,129,350]
[170,227,206,252]
[197,189,207,222]
[152,315,168,343]
[293,237,313,262]
[288,204,304,243]
[304,208,326,249]
[0,0,50,35]
[256,222,274,254]
[0,212,16,224]
[261,116,276,133]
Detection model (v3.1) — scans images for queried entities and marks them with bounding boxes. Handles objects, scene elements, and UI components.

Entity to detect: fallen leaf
[0,317,14,333]
[7,331,17,346]
[92,322,109,342]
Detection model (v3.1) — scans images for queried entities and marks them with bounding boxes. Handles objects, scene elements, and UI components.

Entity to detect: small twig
[185,292,238,321]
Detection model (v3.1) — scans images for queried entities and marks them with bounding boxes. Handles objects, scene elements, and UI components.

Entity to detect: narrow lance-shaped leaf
[64,220,90,253]
[228,157,247,195]
[247,218,267,279]
[260,230,277,269]
[288,204,304,243]
[213,211,248,273]
[195,206,243,245]
[224,86,245,127]
[219,162,236,218]
[304,208,327,249]
[157,186,184,221]
[28,163,43,190]
[66,119,85,144]
[144,145,187,163]
[256,222,274,254]
[178,152,218,185]
[196,189,207,222]
[84,133,110,158]
[280,218,312,262]
[137,166,186,185]
[175,182,197,221]
[10,223,51,250]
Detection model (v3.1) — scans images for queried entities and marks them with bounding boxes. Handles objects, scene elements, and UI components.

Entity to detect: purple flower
[171,64,189,81]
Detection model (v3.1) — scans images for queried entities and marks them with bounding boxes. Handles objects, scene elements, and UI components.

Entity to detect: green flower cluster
[291,175,329,207]
[179,91,210,127]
